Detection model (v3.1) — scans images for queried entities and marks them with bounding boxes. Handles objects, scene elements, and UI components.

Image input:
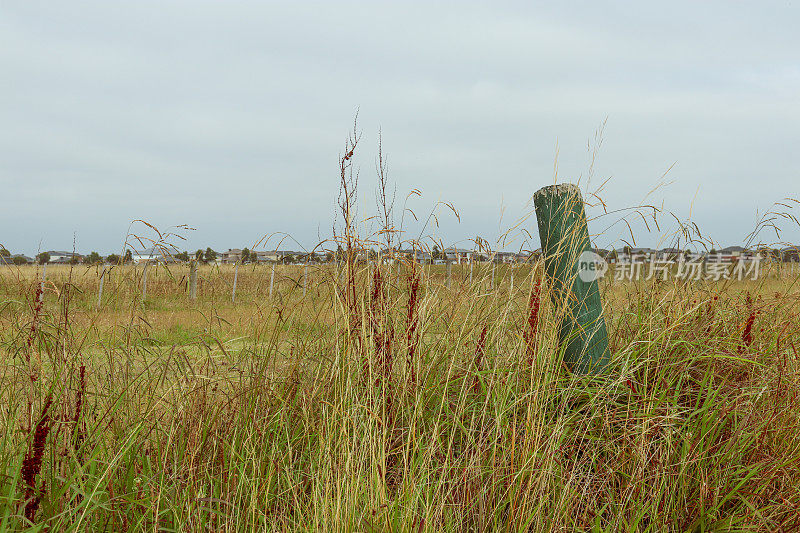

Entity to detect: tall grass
[0,251,799,531]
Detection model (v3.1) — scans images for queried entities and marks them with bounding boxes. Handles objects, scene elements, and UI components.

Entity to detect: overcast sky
[1,1,798,255]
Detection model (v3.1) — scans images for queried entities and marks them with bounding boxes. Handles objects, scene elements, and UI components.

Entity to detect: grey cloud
[1,1,798,255]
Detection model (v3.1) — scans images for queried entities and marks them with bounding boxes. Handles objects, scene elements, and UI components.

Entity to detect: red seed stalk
[523,278,542,365]
[473,325,488,392]
[73,365,86,449]
[368,265,394,390]
[25,282,45,363]
[739,293,756,353]
[406,268,421,384]
[703,296,719,335]
[21,393,53,522]
[742,295,756,347]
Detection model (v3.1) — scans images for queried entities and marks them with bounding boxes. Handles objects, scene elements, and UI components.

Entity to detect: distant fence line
[8,258,798,309]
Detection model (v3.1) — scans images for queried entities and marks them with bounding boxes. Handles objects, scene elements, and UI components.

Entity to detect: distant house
[721,246,747,255]
[612,247,658,262]
[755,247,782,262]
[220,249,242,264]
[256,251,280,262]
[442,247,475,263]
[781,246,800,262]
[632,248,657,260]
[613,248,630,262]
[708,246,746,263]
[0,254,33,265]
[658,248,683,260]
[130,247,178,264]
[263,251,305,264]
[399,249,432,263]
[130,248,157,264]
[493,251,517,264]
[46,251,84,264]
[442,247,525,263]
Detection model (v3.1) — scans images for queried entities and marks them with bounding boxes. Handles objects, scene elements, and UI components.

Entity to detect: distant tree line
[0,250,138,265]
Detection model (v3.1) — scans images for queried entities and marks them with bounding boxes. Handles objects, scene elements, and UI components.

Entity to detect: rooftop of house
[131,246,174,257]
[45,250,82,256]
[0,254,33,263]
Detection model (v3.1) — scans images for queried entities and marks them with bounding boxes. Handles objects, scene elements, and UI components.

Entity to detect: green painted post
[534,184,609,373]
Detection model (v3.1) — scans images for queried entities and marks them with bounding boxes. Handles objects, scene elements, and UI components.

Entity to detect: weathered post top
[533,183,582,202]
[534,183,609,374]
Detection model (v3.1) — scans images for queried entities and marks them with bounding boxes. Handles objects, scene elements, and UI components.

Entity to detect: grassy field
[1,260,799,531]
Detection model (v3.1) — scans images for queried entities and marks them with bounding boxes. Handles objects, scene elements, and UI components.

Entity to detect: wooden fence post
[510,264,514,293]
[491,262,496,290]
[269,263,275,298]
[469,257,473,285]
[303,264,308,297]
[142,262,149,300]
[232,262,239,303]
[446,260,452,289]
[188,260,197,300]
[97,265,106,308]
[39,264,47,304]
[534,183,609,374]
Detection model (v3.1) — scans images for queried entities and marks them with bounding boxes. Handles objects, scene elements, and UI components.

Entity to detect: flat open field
[1,262,800,531]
